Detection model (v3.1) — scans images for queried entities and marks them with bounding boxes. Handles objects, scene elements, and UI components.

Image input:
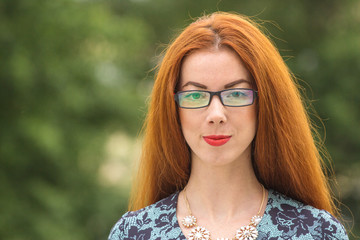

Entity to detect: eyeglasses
[174,88,258,109]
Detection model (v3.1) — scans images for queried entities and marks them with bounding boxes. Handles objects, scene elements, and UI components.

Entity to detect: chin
[193,151,247,167]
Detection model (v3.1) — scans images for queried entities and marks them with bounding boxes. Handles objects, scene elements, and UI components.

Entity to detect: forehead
[179,47,252,89]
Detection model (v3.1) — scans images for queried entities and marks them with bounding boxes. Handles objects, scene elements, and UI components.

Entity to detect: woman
[109,12,348,240]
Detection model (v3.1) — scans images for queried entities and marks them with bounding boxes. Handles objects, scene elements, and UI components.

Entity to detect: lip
[203,135,232,147]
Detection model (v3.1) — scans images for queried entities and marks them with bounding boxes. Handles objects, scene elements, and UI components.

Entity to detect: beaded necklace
[181,185,265,240]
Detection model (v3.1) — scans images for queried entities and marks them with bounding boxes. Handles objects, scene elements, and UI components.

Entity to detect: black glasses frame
[174,88,258,109]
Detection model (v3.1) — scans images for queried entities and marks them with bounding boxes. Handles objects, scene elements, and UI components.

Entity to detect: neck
[184,155,264,222]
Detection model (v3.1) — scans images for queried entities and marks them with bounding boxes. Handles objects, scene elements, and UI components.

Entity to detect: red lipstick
[203,135,231,146]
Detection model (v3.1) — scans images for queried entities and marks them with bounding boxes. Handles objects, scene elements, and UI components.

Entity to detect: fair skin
[176,47,268,239]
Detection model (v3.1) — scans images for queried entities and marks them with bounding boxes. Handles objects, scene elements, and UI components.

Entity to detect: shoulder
[108,192,181,240]
[259,189,348,239]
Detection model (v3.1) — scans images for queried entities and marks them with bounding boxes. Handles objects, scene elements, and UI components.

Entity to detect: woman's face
[178,47,257,166]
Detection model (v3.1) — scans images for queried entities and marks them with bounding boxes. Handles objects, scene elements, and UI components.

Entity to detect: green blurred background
[1,0,359,239]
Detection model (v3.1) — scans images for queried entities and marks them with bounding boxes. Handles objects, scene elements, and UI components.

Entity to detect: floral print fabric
[108,189,348,239]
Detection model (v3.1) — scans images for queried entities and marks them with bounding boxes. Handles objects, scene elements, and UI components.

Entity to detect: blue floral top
[108,189,348,239]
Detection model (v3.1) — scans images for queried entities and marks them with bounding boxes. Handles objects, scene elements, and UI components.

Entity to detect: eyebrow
[181,81,208,89]
[224,79,250,88]
[181,79,250,89]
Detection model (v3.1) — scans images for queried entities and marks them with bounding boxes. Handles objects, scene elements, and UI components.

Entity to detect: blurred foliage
[0,0,359,239]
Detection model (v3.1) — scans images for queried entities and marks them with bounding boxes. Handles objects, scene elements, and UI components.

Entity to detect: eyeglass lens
[176,89,255,108]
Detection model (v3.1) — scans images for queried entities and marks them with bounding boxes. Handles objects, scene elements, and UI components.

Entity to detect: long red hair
[129,12,338,217]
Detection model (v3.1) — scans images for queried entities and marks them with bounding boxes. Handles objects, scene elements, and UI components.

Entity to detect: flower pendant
[235,225,258,240]
[182,215,197,228]
[188,226,210,240]
[250,215,262,226]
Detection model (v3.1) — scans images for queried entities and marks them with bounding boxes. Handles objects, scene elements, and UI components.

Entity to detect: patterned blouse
[108,189,348,239]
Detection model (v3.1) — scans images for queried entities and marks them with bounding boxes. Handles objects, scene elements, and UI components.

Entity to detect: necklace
[181,185,265,240]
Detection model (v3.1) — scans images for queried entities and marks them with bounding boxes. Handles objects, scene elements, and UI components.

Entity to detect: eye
[184,92,205,100]
[229,91,247,98]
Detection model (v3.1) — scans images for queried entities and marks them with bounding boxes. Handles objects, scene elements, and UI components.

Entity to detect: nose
[206,95,227,124]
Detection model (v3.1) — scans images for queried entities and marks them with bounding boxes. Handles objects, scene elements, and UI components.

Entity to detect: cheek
[178,109,203,142]
[248,106,257,124]
[179,109,194,132]
[248,107,258,136]
[234,106,257,134]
